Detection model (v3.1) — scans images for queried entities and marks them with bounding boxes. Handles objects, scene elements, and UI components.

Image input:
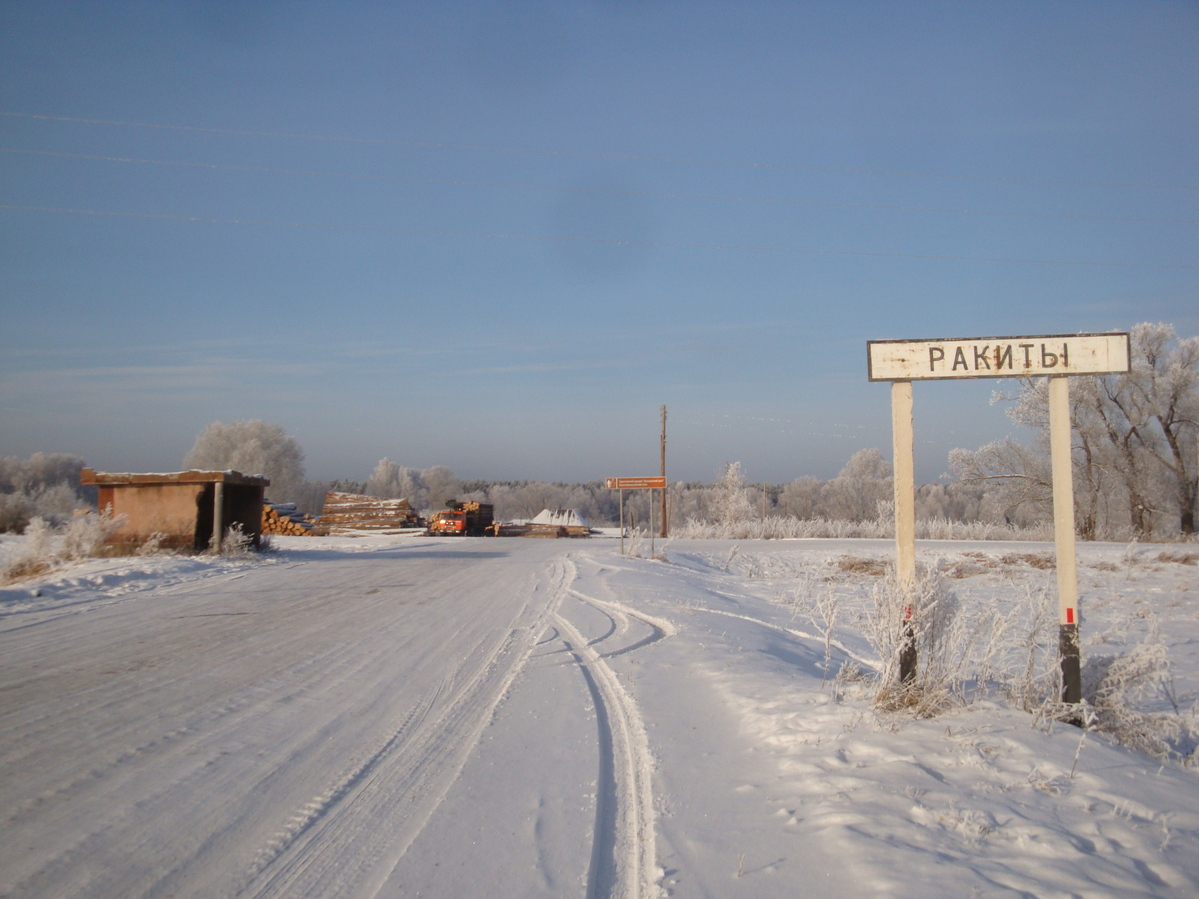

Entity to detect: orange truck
[427,500,495,536]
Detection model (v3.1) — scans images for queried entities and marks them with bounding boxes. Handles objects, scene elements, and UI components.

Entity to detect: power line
[3,110,1197,192]
[3,203,1195,270]
[5,147,1194,226]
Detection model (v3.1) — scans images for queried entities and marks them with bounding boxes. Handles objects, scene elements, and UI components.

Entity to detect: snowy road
[0,538,650,899]
[4,534,1199,898]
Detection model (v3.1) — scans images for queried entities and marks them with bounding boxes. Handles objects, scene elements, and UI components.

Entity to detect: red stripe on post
[1066,608,1074,624]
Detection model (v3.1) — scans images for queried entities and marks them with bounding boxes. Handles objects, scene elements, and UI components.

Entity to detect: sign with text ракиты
[867,332,1130,382]
[867,329,1130,706]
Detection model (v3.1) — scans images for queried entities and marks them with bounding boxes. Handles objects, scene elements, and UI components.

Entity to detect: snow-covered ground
[1,533,1197,898]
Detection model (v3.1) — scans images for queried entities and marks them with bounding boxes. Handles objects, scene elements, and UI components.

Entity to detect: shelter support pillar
[212,481,225,552]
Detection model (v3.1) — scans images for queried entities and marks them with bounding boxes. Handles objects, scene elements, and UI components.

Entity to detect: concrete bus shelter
[80,469,270,552]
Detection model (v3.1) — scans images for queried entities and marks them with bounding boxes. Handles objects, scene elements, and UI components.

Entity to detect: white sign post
[868,333,1131,700]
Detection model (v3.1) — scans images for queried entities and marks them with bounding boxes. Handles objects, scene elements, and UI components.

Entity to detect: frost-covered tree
[0,452,87,494]
[956,322,1198,537]
[949,438,1053,524]
[364,458,400,497]
[421,466,461,512]
[184,420,306,502]
[822,448,892,523]
[363,458,409,498]
[0,453,91,531]
[1104,323,1199,534]
[364,461,463,512]
[779,475,822,519]
[712,461,756,526]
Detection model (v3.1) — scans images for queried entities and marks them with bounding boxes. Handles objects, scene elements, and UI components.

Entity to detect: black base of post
[1059,622,1082,706]
[899,622,917,684]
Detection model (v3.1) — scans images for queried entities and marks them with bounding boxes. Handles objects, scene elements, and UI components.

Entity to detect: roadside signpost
[868,332,1131,701]
[606,476,667,556]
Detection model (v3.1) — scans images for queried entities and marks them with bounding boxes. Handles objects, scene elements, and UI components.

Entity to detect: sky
[2,0,1196,485]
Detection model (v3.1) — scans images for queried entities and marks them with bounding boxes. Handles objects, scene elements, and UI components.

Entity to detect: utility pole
[660,405,668,538]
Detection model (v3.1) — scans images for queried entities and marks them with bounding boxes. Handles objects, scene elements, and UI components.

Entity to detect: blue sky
[2,1,1196,484]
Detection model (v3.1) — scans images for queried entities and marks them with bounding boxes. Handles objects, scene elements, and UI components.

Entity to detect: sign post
[868,332,1130,703]
[1049,375,1082,703]
[606,477,667,556]
[891,380,917,681]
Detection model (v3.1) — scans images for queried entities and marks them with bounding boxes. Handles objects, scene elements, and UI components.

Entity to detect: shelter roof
[80,469,271,487]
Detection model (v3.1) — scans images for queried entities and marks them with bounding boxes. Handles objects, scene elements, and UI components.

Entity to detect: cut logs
[261,501,318,536]
[319,492,422,534]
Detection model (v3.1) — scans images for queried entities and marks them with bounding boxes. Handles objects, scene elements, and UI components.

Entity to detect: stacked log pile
[261,501,318,536]
[319,491,422,534]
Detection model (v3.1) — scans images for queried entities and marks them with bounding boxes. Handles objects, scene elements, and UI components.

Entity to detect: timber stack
[319,491,422,534]
[261,501,318,536]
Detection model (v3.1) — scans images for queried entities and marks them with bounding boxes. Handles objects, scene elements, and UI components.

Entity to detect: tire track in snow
[692,606,877,671]
[557,581,669,899]
[234,557,573,899]
[569,589,677,659]
[241,676,448,882]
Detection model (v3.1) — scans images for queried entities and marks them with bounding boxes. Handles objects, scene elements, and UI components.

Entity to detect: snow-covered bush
[211,523,256,556]
[671,514,1049,541]
[862,571,1197,759]
[135,532,168,556]
[0,491,33,533]
[59,510,125,560]
[1075,621,1196,763]
[866,567,972,715]
[0,511,126,583]
[0,453,92,532]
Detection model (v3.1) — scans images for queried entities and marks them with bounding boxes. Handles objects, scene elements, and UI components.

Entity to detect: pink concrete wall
[100,483,206,545]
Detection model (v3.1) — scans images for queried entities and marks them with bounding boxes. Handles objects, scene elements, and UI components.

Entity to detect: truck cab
[427,501,495,536]
[428,510,467,535]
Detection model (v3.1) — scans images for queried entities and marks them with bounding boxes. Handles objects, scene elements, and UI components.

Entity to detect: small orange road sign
[605,477,666,490]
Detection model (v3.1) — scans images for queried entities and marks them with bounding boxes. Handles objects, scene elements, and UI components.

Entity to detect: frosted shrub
[0,512,124,583]
[1021,615,1199,763]
[1,517,56,582]
[672,514,1050,541]
[23,516,54,559]
[623,529,645,559]
[866,566,996,716]
[135,532,168,556]
[60,510,124,560]
[810,584,842,684]
[0,492,34,533]
[212,524,255,556]
[1007,585,1058,712]
[1080,621,1191,762]
[864,566,1063,717]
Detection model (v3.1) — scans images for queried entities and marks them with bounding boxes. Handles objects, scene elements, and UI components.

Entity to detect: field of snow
[1,533,1197,898]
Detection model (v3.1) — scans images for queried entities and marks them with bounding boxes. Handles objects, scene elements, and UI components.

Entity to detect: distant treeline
[3,323,1194,541]
[327,453,1049,534]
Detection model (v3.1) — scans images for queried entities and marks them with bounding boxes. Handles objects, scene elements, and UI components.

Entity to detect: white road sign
[867,332,1130,382]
